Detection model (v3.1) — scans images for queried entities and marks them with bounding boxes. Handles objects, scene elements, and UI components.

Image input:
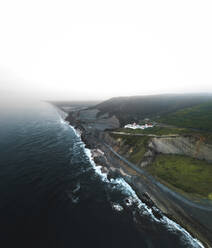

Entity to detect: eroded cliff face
[149,136,212,162]
[105,132,212,167]
[69,108,120,131]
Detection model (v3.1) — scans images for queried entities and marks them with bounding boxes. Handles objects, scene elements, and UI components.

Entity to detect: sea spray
[55,105,205,248]
[66,123,205,248]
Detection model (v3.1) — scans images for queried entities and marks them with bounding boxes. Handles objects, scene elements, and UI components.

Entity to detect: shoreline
[64,114,212,248]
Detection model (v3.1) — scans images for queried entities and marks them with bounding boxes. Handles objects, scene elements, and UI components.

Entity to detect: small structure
[124,122,154,130]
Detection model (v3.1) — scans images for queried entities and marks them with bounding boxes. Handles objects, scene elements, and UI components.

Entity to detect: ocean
[0,101,204,248]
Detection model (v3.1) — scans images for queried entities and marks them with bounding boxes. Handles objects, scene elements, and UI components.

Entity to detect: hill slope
[158,101,212,131]
[94,94,212,125]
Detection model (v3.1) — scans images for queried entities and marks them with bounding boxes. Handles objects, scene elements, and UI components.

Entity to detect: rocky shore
[65,109,212,248]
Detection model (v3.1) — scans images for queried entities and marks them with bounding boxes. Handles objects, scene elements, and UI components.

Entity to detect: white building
[124,122,154,130]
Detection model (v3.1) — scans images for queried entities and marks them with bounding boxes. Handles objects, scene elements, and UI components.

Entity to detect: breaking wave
[67,121,204,248]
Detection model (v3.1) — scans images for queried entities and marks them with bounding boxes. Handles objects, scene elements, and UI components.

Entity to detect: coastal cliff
[63,109,212,248]
[66,108,120,131]
[149,136,212,162]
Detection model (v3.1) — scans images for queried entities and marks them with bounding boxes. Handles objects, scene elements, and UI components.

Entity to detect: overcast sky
[0,0,212,101]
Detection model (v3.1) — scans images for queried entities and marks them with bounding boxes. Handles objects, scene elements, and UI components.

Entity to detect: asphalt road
[104,143,212,212]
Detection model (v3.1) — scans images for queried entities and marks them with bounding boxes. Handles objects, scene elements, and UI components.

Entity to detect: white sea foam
[55,106,71,130]
[161,217,204,248]
[86,150,204,247]
[71,195,80,204]
[111,203,124,212]
[124,196,134,206]
[66,123,204,248]
[85,143,204,247]
[56,106,68,120]
[109,179,204,248]
[60,118,70,126]
[84,147,109,182]
[73,182,81,194]
[69,125,82,139]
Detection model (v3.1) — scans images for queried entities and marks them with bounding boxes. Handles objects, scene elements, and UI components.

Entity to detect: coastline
[64,113,212,248]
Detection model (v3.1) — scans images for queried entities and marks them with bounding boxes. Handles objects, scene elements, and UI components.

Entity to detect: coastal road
[103,143,212,212]
[110,131,179,138]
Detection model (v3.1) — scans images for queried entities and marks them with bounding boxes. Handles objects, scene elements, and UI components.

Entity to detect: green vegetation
[96,94,212,125]
[106,98,212,200]
[147,154,212,199]
[158,101,212,132]
[116,126,189,136]
[110,129,212,200]
[110,133,149,165]
[114,125,212,144]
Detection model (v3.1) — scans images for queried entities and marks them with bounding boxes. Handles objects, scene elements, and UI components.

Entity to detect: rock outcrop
[149,136,212,162]
[67,108,120,131]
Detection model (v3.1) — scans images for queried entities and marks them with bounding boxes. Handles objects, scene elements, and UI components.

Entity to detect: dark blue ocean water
[0,102,204,248]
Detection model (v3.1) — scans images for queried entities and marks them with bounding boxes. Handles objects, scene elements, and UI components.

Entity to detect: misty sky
[0,0,212,101]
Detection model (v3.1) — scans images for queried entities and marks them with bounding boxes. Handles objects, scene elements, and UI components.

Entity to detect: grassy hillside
[158,101,212,132]
[114,126,212,144]
[147,154,212,200]
[115,126,190,136]
[94,94,212,126]
[110,129,212,200]
[110,133,149,165]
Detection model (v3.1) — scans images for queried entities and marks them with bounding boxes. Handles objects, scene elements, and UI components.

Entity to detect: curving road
[103,143,212,212]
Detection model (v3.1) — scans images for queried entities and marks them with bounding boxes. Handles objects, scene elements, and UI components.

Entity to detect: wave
[58,115,204,248]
